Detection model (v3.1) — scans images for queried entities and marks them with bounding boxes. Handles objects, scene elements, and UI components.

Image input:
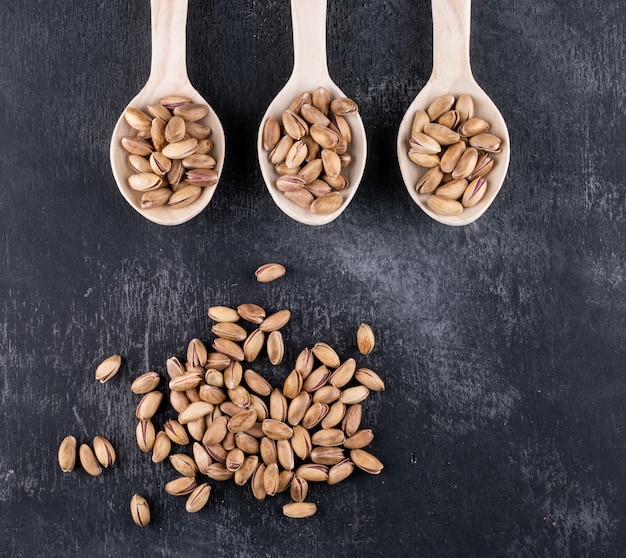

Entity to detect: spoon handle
[290,0,330,81]
[431,0,473,84]
[148,0,190,86]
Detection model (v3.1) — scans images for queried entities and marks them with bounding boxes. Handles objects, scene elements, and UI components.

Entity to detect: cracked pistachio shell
[130,494,150,527]
[95,354,122,383]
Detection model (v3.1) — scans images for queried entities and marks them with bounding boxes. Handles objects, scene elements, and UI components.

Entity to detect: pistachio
[339,385,370,405]
[185,168,219,187]
[311,446,345,466]
[173,103,208,122]
[93,436,116,468]
[306,179,333,198]
[58,435,77,472]
[179,401,214,424]
[185,483,211,513]
[213,338,245,362]
[169,369,204,391]
[424,123,460,146]
[357,323,375,354]
[285,139,309,169]
[269,135,294,164]
[287,391,311,426]
[269,388,288,421]
[228,385,251,408]
[237,303,266,324]
[226,448,245,472]
[312,385,341,404]
[167,185,201,208]
[267,331,285,365]
[224,361,243,390]
[294,463,328,482]
[165,476,197,496]
[243,329,265,362]
[343,429,375,449]
[152,431,171,463]
[329,358,357,388]
[227,409,258,433]
[208,306,240,323]
[427,94,455,120]
[469,133,502,153]
[162,138,198,160]
[206,462,234,481]
[235,432,260,454]
[290,476,308,503]
[121,137,154,156]
[234,455,259,486]
[283,502,317,518]
[302,401,329,429]
[440,141,467,174]
[79,444,102,477]
[334,115,352,144]
[311,428,345,447]
[159,95,191,109]
[458,117,491,137]
[251,463,267,500]
[462,177,488,207]
[206,352,231,371]
[350,449,384,474]
[282,110,309,140]
[182,153,216,169]
[467,153,494,181]
[263,116,281,151]
[128,154,153,174]
[302,365,330,392]
[411,109,430,137]
[321,401,346,429]
[130,494,150,527]
[212,322,247,343]
[260,436,278,465]
[163,419,189,446]
[327,458,355,485]
[312,343,341,368]
[169,453,199,477]
[263,462,280,496]
[436,178,468,200]
[148,103,172,122]
[259,309,291,333]
[291,425,312,460]
[321,149,342,179]
[452,147,480,180]
[164,115,186,143]
[140,188,171,209]
[312,87,331,115]
[330,97,359,115]
[283,369,303,399]
[124,107,153,130]
[262,419,293,441]
[342,404,362,437]
[455,94,474,123]
[437,110,461,129]
[409,133,441,155]
[289,91,312,114]
[135,391,163,420]
[309,125,340,149]
[300,103,331,126]
[295,348,314,379]
[95,354,122,383]
[415,166,444,195]
[136,419,156,452]
[285,188,315,208]
[249,394,269,422]
[408,149,440,168]
[254,263,287,284]
[298,159,324,183]
[167,158,184,185]
[355,368,385,391]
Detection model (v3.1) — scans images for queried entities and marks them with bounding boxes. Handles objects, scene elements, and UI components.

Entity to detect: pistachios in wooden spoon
[257,0,367,226]
[110,0,225,226]
[397,0,510,226]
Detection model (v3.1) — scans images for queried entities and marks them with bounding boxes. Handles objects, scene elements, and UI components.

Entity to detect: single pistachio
[269,135,294,164]
[342,404,362,437]
[302,135,320,161]
[283,502,317,518]
[452,147,480,180]
[95,354,122,383]
[355,368,385,391]
[206,352,231,371]
[121,137,154,156]
[294,463,328,483]
[334,115,352,143]
[163,419,189,446]
[213,338,245,362]
[411,109,430,137]
[276,174,305,192]
[291,425,312,460]
[312,385,342,404]
[130,494,150,527]
[185,168,219,187]
[228,409,258,433]
[426,194,464,216]
[193,442,212,474]
[251,463,267,500]
[204,369,225,389]
[205,444,228,464]
[169,453,198,477]
[329,358,357,388]
[284,188,314,208]
[224,361,243,390]
[321,401,346,429]
[152,431,171,463]
[79,444,102,477]
[141,188,171,209]
[159,95,191,108]
[269,388,288,422]
[262,419,293,441]
[263,116,281,151]
[458,117,491,137]
[282,110,309,140]
[409,133,441,155]
[136,419,156,452]
[260,436,278,465]
[311,446,345,466]
[206,462,234,481]
[343,429,375,449]
[148,103,172,122]
[311,86,331,115]
[185,483,211,513]
[438,110,461,129]
[312,343,340,368]
[263,462,280,496]
[283,369,303,400]
[162,138,198,160]
[278,468,294,493]
[128,154,153,174]
[235,431,260,454]
[311,428,345,447]
[287,391,311,426]
[277,439,295,471]
[415,166,444,195]
[290,476,308,503]
[249,394,269,421]
[128,172,163,192]
[203,415,228,446]
[436,178,468,200]
[182,154,216,169]
[185,120,212,139]
[300,103,330,126]
[212,322,247,342]
[302,402,329,429]
[339,385,371,405]
[149,151,171,176]
[298,159,324,184]
[467,153,494,181]
[289,91,312,114]
[135,391,163,420]
[295,348,314,379]
[330,97,359,115]
[357,323,375,354]
[427,94,455,120]
[243,329,265,362]
[350,448,384,474]
[165,476,197,496]
[169,369,204,392]
[170,391,190,414]
[58,435,77,472]
[255,263,287,284]
[259,309,291,332]
[440,141,467,174]
[179,401,214,424]
[309,125,340,149]
[408,149,440,168]
[327,458,355,485]
[167,185,201,208]
[187,417,207,441]
[424,122,460,146]
[220,400,243,417]
[167,159,184,185]
[173,103,208,122]
[237,303,266,324]
[228,385,251,408]
[93,436,116,468]
[267,331,284,365]
[321,149,342,180]
[306,179,333,198]
[226,447,245,472]
[235,454,259,486]
[462,177,488,207]
[164,115,186,143]
[124,107,152,130]
[469,133,502,153]
[455,94,474,123]
[302,365,330,392]
[208,306,240,323]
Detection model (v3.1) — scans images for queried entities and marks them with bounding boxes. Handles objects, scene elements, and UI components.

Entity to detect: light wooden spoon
[110,0,225,226]
[397,0,510,226]
[257,0,367,226]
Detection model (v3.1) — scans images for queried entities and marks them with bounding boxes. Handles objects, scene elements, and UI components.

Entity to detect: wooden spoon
[397,0,510,226]
[110,0,225,226]
[257,0,367,226]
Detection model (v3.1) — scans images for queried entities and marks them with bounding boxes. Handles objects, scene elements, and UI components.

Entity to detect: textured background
[1,0,625,556]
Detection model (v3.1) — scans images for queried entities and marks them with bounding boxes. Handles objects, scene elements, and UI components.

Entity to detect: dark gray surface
[1,0,625,556]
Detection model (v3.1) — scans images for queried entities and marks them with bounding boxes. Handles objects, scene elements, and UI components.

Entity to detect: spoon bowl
[110,0,225,226]
[397,0,510,226]
[257,0,367,226]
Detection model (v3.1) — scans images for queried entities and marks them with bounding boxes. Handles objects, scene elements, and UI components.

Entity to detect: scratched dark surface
[1,0,625,556]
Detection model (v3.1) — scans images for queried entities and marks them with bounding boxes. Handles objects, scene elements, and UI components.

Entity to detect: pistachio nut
[58,435,77,472]
[95,354,122,383]
[79,444,102,477]
[130,494,150,527]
